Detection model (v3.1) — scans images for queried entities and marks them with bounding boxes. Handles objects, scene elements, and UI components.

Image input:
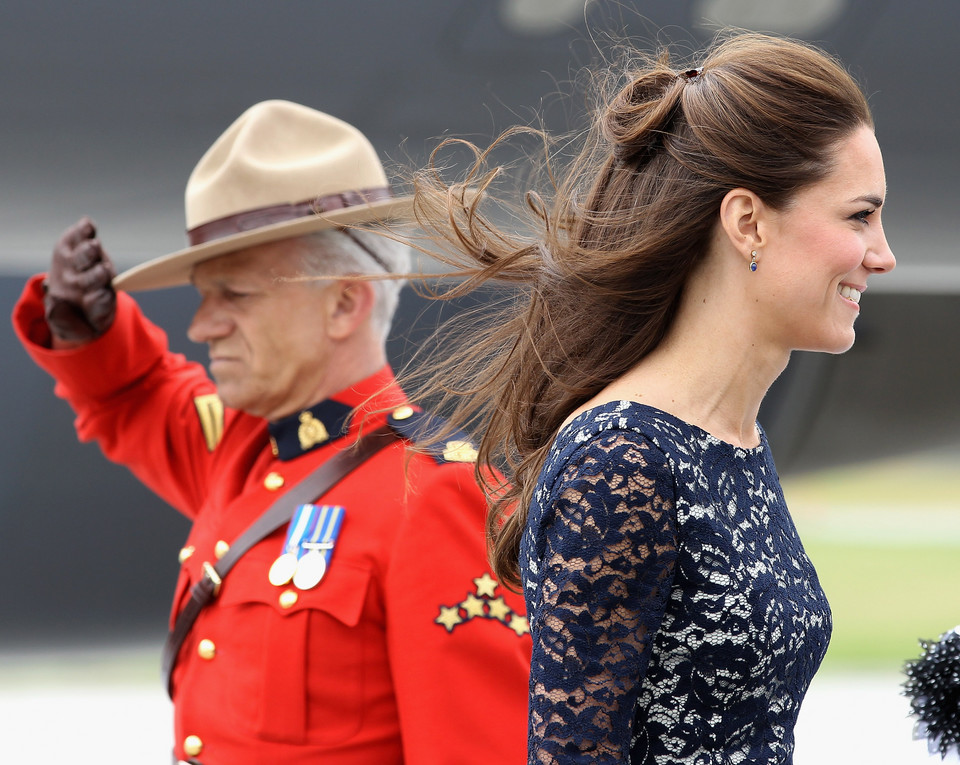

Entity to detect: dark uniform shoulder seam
[385,406,478,464]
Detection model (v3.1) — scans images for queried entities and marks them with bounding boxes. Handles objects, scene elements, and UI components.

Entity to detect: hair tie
[679,67,703,82]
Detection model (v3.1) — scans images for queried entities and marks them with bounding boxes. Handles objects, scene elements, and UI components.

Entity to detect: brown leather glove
[44,218,117,343]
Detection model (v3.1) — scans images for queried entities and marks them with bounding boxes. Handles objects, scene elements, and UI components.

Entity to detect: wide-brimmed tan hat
[113,100,412,292]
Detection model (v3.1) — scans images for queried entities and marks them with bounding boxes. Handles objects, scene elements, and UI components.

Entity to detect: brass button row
[176,464,311,763]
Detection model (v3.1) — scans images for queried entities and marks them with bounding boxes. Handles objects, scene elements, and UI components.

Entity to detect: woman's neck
[570,304,789,449]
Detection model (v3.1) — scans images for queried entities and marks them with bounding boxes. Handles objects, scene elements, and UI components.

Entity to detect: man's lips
[208,356,241,368]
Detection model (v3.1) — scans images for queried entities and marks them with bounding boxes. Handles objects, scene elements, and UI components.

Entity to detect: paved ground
[0,642,952,764]
[795,672,955,763]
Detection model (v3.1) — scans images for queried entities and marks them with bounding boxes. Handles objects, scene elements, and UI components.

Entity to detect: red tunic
[13,275,530,765]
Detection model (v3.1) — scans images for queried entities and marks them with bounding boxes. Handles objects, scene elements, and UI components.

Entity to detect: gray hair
[295,229,411,341]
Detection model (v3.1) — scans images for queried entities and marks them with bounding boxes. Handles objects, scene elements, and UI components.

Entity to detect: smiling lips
[838,284,862,304]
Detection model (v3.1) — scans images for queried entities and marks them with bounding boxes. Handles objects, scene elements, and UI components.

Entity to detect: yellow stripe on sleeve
[193,393,224,452]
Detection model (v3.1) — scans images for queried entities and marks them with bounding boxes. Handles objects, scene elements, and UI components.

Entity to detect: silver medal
[292,550,328,590]
[268,551,300,587]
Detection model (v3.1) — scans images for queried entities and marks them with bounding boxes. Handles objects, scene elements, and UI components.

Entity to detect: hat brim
[113,196,414,292]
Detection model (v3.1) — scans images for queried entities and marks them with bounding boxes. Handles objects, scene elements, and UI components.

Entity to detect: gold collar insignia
[298,411,330,450]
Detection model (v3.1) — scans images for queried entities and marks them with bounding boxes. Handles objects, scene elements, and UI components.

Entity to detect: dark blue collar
[267,399,354,461]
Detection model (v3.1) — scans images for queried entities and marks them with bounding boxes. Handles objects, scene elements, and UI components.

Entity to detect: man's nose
[187,298,231,343]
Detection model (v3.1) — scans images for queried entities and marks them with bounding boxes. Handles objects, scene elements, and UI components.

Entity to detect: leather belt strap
[187,187,393,246]
[161,424,399,697]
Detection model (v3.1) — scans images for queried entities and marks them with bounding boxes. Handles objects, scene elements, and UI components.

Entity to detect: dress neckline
[560,399,767,456]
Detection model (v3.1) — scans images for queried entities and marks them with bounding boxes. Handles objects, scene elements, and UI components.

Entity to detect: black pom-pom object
[904,627,960,759]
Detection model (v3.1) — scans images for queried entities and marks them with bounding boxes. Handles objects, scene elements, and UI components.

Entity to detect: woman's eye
[853,209,875,224]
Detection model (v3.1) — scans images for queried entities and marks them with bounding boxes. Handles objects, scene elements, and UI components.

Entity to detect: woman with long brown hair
[406,31,896,763]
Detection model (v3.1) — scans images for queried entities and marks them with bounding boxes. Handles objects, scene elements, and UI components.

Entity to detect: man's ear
[325,278,376,340]
[719,188,769,266]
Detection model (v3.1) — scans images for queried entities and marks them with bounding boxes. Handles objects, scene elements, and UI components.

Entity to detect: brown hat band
[187,187,394,246]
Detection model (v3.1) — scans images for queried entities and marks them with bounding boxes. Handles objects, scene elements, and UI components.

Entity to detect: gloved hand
[44,217,117,343]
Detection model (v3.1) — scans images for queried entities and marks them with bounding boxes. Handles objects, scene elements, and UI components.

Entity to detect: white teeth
[838,285,862,304]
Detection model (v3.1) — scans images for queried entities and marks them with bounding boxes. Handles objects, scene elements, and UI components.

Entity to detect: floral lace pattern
[521,401,831,764]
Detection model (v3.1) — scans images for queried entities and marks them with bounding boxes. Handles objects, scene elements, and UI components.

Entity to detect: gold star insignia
[435,605,464,633]
[461,593,486,619]
[487,596,511,622]
[508,614,530,637]
[473,572,498,598]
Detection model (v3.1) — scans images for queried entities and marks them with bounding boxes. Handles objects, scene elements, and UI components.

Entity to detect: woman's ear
[719,188,768,266]
[325,278,376,340]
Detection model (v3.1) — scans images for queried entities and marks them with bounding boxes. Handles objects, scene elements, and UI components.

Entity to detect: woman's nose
[866,226,896,274]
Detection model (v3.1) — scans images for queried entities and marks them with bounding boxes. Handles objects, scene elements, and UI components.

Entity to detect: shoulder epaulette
[386,405,479,465]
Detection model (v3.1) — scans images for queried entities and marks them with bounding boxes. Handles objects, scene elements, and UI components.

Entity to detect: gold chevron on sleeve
[193,393,225,452]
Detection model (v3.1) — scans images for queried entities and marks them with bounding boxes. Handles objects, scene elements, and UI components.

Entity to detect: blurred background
[1,0,958,761]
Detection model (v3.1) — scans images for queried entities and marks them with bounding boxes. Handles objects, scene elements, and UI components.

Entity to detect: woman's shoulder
[556,400,694,452]
[530,401,679,523]
[540,400,681,487]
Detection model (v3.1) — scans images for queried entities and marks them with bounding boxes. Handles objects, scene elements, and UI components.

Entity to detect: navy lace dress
[521,401,831,764]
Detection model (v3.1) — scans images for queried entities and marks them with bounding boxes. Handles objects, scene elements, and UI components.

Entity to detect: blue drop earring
[749,251,758,272]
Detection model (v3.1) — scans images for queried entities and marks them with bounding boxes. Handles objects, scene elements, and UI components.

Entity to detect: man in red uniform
[13,100,530,764]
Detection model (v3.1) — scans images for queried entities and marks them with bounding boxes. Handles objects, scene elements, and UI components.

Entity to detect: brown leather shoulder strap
[161,425,399,697]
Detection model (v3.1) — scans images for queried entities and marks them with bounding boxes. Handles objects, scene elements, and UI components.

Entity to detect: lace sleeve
[527,429,677,764]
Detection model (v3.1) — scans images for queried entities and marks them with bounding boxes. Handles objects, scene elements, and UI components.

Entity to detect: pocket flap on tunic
[218,558,372,627]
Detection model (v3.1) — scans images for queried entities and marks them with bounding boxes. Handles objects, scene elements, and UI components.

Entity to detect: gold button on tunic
[183,735,203,757]
[197,639,216,660]
[263,472,285,490]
